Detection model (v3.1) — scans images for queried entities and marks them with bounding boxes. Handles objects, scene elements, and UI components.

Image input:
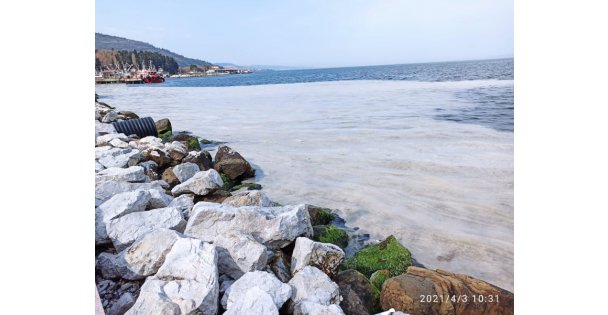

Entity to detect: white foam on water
[97,79,514,290]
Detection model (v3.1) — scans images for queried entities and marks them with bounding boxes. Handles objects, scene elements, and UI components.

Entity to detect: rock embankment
[94,97,513,315]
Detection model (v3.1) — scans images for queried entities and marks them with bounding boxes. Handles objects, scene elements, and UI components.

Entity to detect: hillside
[95,33,213,67]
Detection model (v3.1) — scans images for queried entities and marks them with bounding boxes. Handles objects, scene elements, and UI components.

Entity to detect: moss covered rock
[313,225,349,249]
[231,182,262,191]
[343,235,412,278]
[307,205,334,226]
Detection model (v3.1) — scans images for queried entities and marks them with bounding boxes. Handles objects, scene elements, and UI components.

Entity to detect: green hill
[95,33,213,67]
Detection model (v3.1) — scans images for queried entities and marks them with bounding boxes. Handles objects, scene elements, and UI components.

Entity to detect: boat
[137,61,165,84]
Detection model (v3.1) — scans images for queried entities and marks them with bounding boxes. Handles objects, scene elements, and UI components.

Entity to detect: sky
[95,0,513,68]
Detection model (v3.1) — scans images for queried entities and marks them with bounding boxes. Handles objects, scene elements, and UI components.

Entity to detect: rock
[288,266,341,306]
[107,292,135,315]
[313,225,349,249]
[96,120,117,135]
[185,202,313,249]
[134,136,165,151]
[109,138,129,148]
[380,267,514,315]
[126,238,219,315]
[168,134,201,151]
[97,148,141,169]
[165,141,188,162]
[146,189,174,209]
[95,181,164,205]
[95,161,105,173]
[183,150,213,171]
[269,251,292,283]
[169,194,194,219]
[307,205,334,226]
[343,235,412,277]
[172,162,200,183]
[222,271,292,310]
[293,301,346,315]
[214,145,255,181]
[117,111,139,120]
[97,166,147,183]
[171,169,223,196]
[96,133,129,146]
[106,207,186,251]
[222,190,273,207]
[95,208,110,244]
[214,231,268,279]
[102,111,118,123]
[370,269,391,292]
[98,190,151,223]
[224,287,279,315]
[161,167,179,187]
[335,270,376,315]
[96,252,143,280]
[138,160,157,172]
[291,237,345,277]
[155,118,172,135]
[124,228,183,277]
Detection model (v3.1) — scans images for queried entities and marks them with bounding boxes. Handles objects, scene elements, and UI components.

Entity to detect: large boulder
[123,228,183,277]
[97,148,141,169]
[102,110,118,123]
[161,167,179,187]
[184,202,313,249]
[155,118,172,135]
[126,238,219,315]
[224,287,278,315]
[222,190,274,207]
[306,205,334,226]
[343,235,413,277]
[291,237,345,277]
[288,266,341,307]
[293,301,346,315]
[335,269,377,315]
[214,145,255,181]
[169,194,194,219]
[171,169,223,196]
[106,292,135,315]
[172,162,200,183]
[95,181,164,206]
[96,120,117,135]
[183,150,213,171]
[380,267,514,315]
[213,231,268,279]
[96,166,147,183]
[97,190,151,224]
[96,133,128,147]
[106,207,186,251]
[221,271,292,310]
[96,252,143,280]
[165,141,188,162]
[146,189,174,209]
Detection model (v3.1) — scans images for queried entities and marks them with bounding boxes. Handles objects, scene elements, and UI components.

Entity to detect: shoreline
[94,94,514,314]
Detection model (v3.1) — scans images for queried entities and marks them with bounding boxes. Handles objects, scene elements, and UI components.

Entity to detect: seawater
[96,59,514,291]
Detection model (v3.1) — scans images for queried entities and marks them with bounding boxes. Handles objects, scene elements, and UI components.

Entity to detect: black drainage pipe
[112,117,158,138]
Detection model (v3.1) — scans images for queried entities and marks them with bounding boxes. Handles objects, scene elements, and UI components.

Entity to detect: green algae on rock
[370,269,391,291]
[313,224,349,249]
[342,235,412,277]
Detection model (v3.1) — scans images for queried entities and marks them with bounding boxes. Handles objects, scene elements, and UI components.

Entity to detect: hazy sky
[96,0,513,68]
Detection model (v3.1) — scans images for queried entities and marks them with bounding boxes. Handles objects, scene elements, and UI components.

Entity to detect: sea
[96,58,514,291]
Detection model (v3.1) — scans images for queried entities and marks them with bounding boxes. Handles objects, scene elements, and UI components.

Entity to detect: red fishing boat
[138,61,165,84]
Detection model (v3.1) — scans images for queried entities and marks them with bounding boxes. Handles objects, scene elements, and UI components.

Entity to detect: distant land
[95,33,213,67]
[215,63,306,71]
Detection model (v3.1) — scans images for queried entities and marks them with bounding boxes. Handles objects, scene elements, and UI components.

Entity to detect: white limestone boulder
[123,228,183,277]
[171,169,223,196]
[213,231,268,280]
[172,162,200,183]
[222,190,274,207]
[291,237,345,277]
[106,207,186,251]
[125,239,219,315]
[96,166,147,183]
[288,266,341,306]
[222,271,292,310]
[169,194,194,219]
[185,202,312,249]
[224,287,279,315]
